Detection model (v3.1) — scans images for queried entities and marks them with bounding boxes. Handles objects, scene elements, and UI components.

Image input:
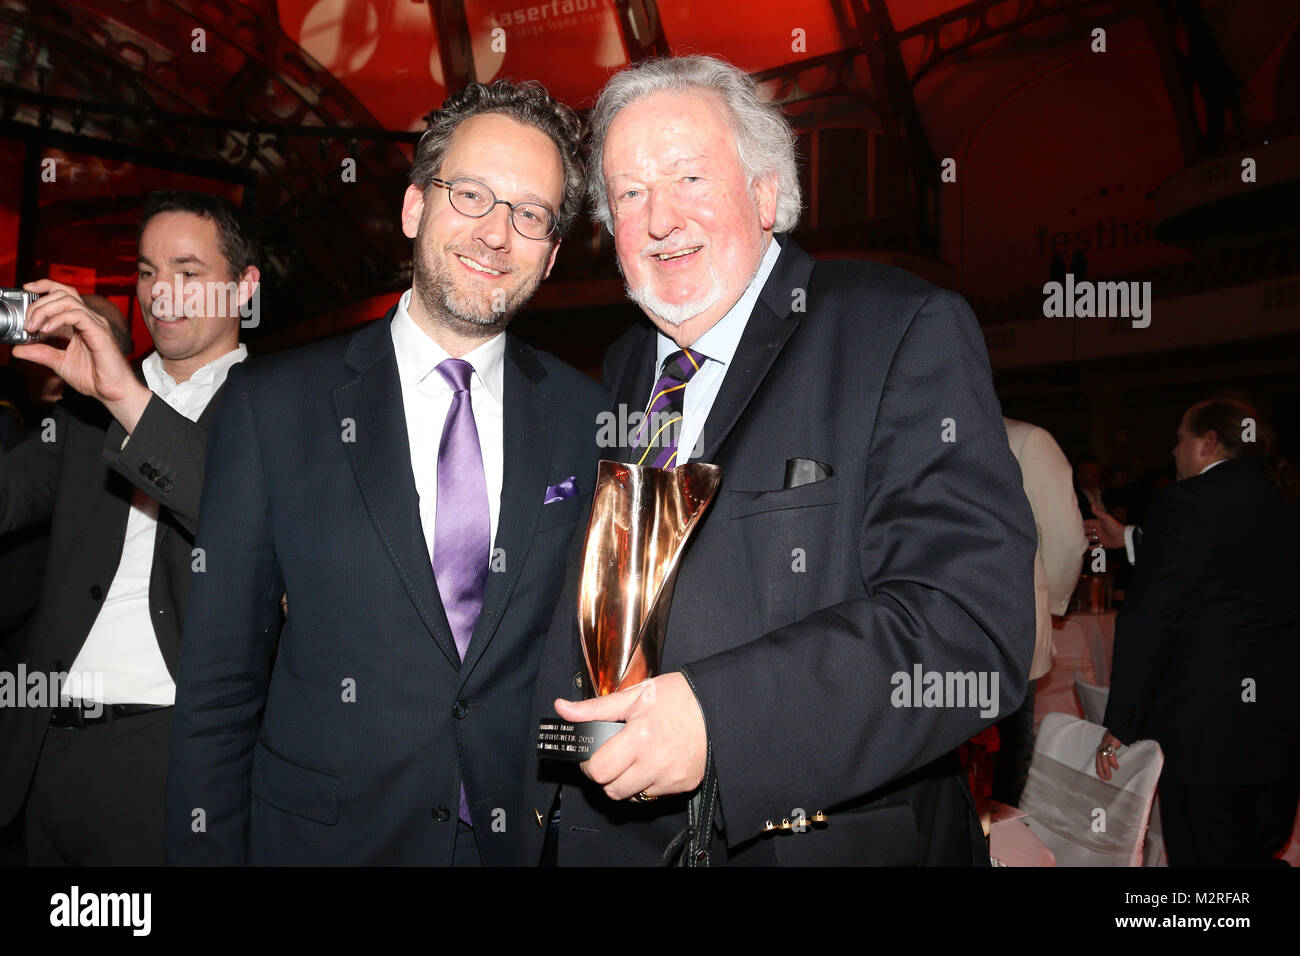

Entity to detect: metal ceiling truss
[0,0,419,314]
[614,0,671,62]
[0,0,1250,330]
[847,0,939,254]
[429,0,476,93]
[897,0,1123,85]
[1134,0,1241,161]
[895,0,1240,160]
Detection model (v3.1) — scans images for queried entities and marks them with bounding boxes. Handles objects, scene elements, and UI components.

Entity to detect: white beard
[625,260,723,327]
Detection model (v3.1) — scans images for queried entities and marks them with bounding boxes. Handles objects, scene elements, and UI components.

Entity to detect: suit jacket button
[159,477,174,492]
[574,672,583,690]
[90,585,103,601]
[433,806,451,822]
[452,700,469,719]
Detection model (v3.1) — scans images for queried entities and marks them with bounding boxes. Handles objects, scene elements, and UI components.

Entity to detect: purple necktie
[633,348,705,468]
[432,358,489,827]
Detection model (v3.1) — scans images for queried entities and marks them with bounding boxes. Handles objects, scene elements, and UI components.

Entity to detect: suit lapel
[694,238,814,464]
[459,337,556,680]
[333,315,460,668]
[611,330,659,465]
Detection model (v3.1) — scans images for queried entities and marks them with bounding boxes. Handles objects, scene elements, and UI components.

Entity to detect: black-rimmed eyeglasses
[430,177,558,241]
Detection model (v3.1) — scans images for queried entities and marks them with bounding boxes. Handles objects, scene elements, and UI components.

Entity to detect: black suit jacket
[1104,458,1300,786]
[164,312,606,866]
[0,383,222,823]
[522,239,1037,865]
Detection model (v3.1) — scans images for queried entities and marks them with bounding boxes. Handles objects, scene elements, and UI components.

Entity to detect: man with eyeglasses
[164,80,606,866]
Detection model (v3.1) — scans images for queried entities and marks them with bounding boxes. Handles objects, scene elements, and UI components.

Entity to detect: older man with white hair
[523,55,1036,866]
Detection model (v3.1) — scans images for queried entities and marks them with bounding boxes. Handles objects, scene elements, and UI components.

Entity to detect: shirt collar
[391,288,506,406]
[1198,458,1229,476]
[655,233,783,372]
[142,344,247,397]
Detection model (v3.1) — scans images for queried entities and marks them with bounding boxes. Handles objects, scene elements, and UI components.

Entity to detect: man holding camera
[0,189,259,865]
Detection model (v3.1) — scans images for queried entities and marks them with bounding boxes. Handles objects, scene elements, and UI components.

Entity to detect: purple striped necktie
[633,347,706,468]
[432,357,489,826]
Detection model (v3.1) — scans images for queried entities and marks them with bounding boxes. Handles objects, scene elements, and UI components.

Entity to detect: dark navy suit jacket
[523,238,1037,865]
[165,312,605,865]
[1105,457,1300,786]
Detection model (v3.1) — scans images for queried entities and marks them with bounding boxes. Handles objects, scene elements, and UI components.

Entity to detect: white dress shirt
[653,235,782,464]
[1122,457,1227,564]
[67,344,247,705]
[390,290,505,571]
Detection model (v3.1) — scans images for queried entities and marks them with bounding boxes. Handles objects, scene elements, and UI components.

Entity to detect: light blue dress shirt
[651,235,783,464]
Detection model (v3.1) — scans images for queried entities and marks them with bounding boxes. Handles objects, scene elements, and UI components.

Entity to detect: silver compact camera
[0,288,39,344]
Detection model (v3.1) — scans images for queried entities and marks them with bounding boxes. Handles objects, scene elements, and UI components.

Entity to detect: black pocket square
[784,458,833,489]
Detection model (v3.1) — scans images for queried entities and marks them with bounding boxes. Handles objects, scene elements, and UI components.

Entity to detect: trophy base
[537,718,623,762]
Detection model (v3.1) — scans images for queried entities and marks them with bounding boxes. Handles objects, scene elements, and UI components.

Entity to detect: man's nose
[145,284,167,317]
[472,201,514,250]
[646,188,685,240]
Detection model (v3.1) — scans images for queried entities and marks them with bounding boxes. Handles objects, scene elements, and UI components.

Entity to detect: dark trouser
[453,819,482,867]
[1159,778,1300,867]
[992,679,1036,807]
[25,707,172,866]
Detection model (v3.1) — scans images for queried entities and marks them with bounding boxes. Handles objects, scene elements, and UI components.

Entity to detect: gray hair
[587,55,801,234]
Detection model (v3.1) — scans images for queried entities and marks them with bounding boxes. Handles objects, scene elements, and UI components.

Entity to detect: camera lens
[0,293,32,344]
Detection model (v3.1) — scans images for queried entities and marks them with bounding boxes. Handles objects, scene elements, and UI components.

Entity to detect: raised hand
[13,280,151,433]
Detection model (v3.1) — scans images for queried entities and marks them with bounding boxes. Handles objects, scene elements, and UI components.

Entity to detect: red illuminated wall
[0,140,22,289]
[936,47,1192,298]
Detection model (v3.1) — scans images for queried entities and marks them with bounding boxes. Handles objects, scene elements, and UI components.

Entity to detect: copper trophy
[537,459,721,762]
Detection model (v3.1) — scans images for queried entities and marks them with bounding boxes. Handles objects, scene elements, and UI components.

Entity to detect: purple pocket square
[544,476,578,504]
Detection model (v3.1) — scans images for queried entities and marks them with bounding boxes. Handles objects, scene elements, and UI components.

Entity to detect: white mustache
[640,237,707,258]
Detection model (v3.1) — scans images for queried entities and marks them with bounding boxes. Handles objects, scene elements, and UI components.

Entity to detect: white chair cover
[1073,673,1109,726]
[1019,712,1163,866]
[1065,679,1168,866]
